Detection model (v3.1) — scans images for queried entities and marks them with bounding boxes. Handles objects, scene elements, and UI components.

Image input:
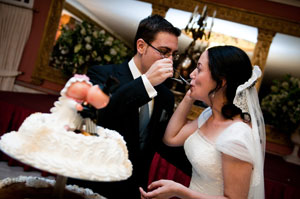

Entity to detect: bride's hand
[139,180,183,199]
[185,89,192,99]
[182,89,195,104]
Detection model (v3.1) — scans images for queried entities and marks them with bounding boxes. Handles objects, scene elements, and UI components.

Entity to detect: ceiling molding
[267,0,300,8]
[139,0,300,37]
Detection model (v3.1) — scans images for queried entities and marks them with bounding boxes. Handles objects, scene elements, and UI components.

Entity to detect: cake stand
[53,175,68,198]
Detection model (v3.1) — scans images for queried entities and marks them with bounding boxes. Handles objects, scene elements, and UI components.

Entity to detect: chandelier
[184,5,216,41]
[172,5,216,92]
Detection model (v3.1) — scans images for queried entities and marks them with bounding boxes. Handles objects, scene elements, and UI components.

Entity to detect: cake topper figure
[51,74,119,135]
[65,74,110,110]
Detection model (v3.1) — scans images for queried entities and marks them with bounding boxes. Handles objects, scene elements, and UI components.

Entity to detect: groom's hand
[146,58,174,86]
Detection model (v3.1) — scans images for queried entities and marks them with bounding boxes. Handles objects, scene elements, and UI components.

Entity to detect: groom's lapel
[113,62,133,84]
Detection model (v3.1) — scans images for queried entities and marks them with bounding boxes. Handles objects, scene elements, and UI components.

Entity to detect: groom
[68,14,191,198]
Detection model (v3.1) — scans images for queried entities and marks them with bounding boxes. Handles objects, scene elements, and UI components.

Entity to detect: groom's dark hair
[133,14,181,54]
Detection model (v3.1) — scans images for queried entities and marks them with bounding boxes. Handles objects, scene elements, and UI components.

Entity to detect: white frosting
[0,176,106,199]
[0,75,132,182]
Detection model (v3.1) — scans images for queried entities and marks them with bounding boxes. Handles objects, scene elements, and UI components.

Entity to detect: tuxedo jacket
[70,60,175,198]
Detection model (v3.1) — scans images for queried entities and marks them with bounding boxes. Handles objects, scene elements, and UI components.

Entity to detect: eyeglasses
[144,40,190,86]
[144,40,180,61]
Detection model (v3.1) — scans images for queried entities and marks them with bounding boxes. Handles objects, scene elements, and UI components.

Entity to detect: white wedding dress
[184,108,264,199]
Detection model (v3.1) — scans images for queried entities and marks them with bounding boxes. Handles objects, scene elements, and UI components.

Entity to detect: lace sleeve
[216,122,254,164]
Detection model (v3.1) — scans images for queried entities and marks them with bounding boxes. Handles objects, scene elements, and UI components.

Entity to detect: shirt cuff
[141,74,157,98]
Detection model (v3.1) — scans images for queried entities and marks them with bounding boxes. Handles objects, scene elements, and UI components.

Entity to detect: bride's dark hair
[207,45,252,121]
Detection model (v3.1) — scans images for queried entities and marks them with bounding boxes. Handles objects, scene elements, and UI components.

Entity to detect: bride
[140,45,265,199]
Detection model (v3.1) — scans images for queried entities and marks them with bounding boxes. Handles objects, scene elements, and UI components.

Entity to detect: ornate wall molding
[139,0,300,38]
[252,29,276,69]
[151,3,169,17]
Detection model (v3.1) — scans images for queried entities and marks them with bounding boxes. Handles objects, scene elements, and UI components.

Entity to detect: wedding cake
[0,75,132,198]
[0,113,132,181]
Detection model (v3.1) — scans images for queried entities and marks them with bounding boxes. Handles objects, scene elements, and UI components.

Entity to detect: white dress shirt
[128,58,157,116]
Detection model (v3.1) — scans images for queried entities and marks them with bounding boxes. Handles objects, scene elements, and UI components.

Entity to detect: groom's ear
[221,78,227,88]
[136,38,147,54]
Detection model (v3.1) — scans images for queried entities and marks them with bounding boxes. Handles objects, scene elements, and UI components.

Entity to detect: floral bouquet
[261,75,300,134]
[50,20,133,77]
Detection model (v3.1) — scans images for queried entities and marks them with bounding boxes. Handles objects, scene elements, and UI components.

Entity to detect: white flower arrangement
[261,74,300,134]
[50,21,132,77]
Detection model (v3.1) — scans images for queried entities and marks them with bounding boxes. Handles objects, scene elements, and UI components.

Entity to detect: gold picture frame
[31,1,102,86]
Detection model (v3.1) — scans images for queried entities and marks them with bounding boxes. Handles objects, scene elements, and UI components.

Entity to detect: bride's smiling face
[189,51,216,104]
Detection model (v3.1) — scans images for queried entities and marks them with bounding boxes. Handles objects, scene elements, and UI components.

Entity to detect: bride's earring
[211,92,215,99]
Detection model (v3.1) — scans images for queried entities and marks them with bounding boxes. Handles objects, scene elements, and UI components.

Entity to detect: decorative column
[151,3,169,17]
[251,28,276,90]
